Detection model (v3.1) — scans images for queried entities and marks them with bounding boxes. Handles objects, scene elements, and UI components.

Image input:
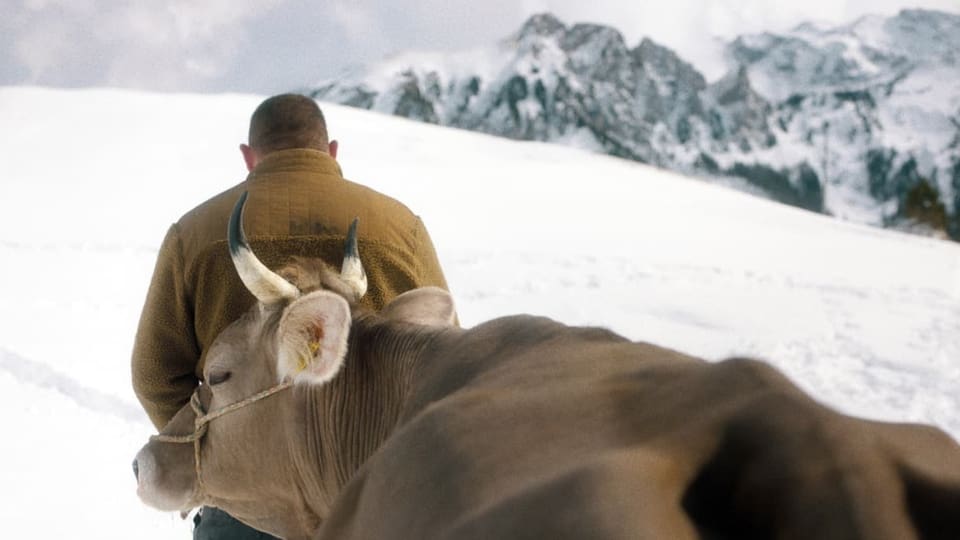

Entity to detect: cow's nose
[132,458,139,481]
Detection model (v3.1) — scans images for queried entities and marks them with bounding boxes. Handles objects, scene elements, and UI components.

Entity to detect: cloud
[213,0,531,92]
[1,0,282,91]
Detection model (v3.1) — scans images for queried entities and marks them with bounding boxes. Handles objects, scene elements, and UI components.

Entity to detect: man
[131,94,453,539]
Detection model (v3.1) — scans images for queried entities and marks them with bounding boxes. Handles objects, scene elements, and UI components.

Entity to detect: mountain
[310,9,960,239]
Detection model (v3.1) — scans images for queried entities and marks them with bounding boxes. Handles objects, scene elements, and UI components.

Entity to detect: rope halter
[149,380,293,499]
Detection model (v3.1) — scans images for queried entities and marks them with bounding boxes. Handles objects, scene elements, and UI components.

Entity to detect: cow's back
[318,316,712,539]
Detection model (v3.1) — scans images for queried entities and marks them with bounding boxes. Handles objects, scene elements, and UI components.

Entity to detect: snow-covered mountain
[311,9,960,239]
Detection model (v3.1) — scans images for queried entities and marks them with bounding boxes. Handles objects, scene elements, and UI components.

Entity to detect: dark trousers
[193,506,279,540]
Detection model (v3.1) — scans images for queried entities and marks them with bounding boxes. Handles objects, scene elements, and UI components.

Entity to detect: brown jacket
[132,149,451,429]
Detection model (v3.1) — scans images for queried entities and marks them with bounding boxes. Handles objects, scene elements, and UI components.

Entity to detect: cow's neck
[287,315,449,526]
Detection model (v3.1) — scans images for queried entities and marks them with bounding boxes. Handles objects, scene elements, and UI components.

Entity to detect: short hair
[248,94,329,154]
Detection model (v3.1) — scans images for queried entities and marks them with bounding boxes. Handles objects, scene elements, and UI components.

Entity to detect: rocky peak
[712,65,757,105]
[728,33,784,65]
[633,37,707,93]
[705,64,775,152]
[560,23,626,52]
[515,13,566,40]
[895,7,959,29]
[883,8,960,64]
[560,23,633,82]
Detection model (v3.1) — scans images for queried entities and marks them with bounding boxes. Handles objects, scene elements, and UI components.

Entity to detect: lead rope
[150,380,294,499]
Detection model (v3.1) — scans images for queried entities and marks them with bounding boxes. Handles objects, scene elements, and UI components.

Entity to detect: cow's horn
[340,217,368,300]
[228,192,300,303]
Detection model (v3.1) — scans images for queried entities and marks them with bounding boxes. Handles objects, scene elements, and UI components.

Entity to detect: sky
[2,0,959,94]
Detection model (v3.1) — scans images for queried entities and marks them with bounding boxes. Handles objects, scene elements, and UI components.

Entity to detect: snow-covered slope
[1,87,958,538]
[311,9,960,239]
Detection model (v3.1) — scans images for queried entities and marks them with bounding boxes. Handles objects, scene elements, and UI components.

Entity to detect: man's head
[240,94,338,171]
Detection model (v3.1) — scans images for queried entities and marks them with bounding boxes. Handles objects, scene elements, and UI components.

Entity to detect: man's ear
[328,139,338,159]
[240,143,258,172]
[276,291,351,385]
[380,287,456,327]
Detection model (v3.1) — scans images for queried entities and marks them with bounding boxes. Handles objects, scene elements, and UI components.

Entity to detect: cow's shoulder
[408,315,627,402]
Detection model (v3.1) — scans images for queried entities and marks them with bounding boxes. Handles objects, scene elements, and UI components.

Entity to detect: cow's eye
[207,371,232,386]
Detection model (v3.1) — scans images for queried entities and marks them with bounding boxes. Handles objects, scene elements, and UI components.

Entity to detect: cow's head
[133,192,455,538]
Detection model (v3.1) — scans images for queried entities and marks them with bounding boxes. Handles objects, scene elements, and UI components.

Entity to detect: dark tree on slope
[951,159,960,240]
[898,178,948,236]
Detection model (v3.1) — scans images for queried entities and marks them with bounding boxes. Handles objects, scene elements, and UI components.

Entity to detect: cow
[134,193,960,540]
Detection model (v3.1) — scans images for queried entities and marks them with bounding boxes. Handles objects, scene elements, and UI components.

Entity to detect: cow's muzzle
[135,380,292,507]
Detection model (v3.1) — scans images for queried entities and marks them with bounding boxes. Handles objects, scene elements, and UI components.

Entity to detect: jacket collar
[248,148,344,181]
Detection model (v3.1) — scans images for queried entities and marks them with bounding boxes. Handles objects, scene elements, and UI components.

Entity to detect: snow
[1,87,958,538]
[330,45,506,109]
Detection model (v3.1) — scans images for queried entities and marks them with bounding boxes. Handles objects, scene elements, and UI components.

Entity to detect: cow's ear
[277,291,351,385]
[381,287,456,327]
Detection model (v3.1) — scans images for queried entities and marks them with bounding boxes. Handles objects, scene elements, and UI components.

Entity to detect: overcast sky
[2,0,958,94]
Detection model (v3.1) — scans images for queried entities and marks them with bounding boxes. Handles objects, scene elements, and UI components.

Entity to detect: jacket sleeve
[411,217,451,292]
[131,223,201,430]
[410,217,460,325]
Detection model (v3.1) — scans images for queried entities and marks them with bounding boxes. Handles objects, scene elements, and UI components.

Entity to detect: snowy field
[0,87,958,538]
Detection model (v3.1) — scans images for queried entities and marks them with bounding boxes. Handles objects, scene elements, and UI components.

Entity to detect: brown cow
[134,194,960,539]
